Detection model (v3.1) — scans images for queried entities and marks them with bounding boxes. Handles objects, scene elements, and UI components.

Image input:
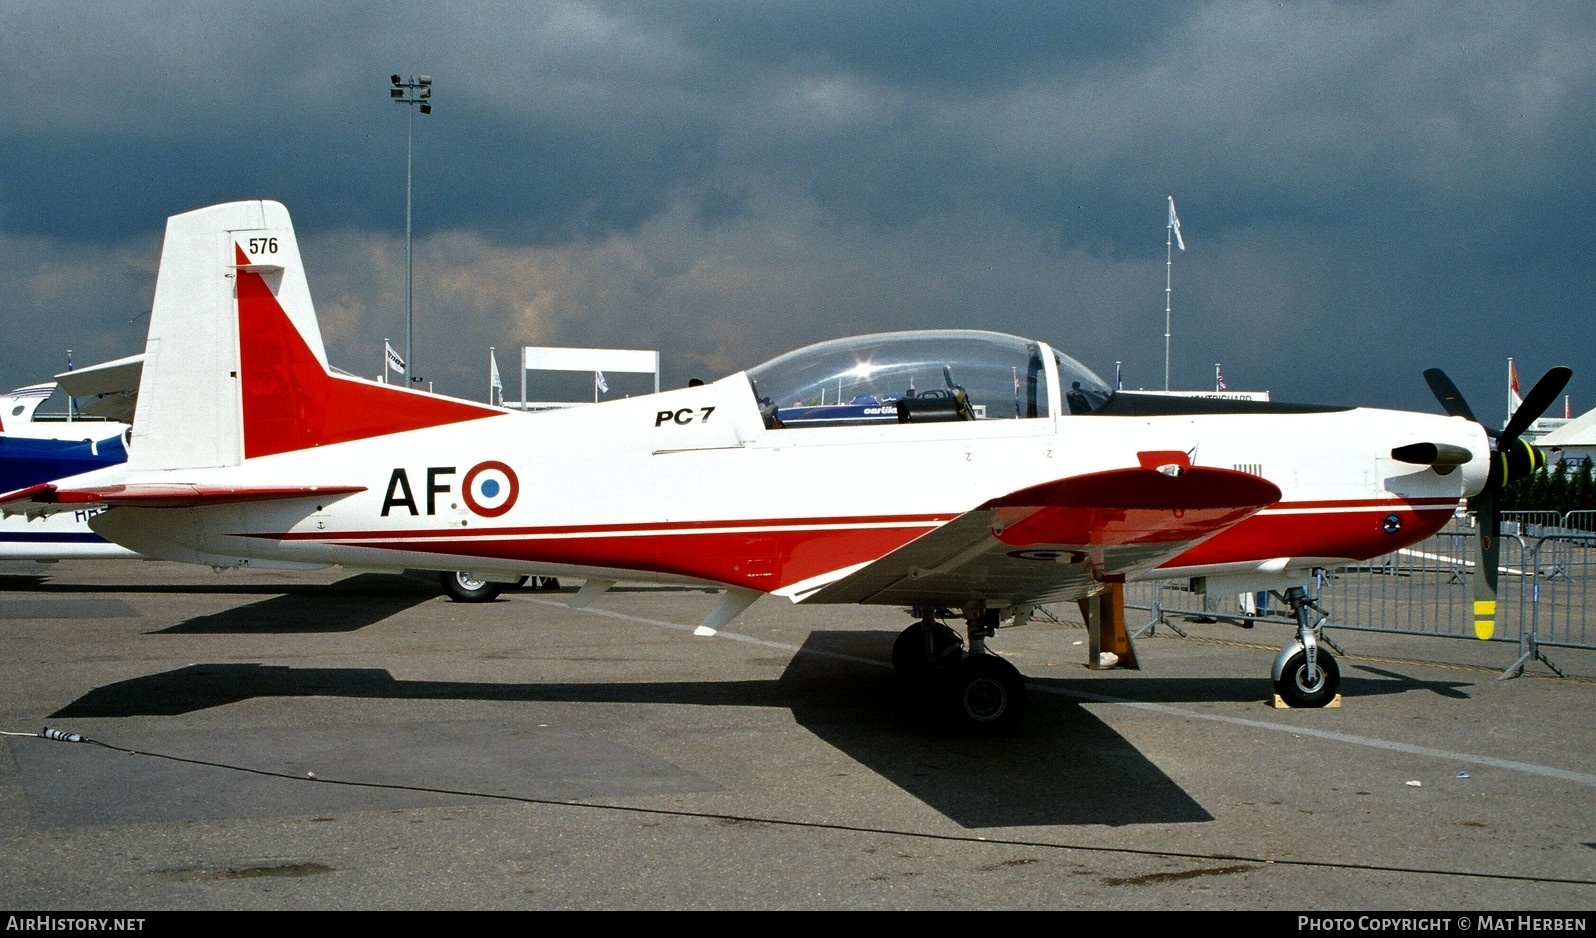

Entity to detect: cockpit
[745,330,1111,429]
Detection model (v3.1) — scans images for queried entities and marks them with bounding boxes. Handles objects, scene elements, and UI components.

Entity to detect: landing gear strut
[1271,585,1341,708]
[893,606,1026,734]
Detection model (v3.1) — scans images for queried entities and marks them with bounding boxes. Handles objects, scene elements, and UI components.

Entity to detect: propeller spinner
[1420,365,1571,640]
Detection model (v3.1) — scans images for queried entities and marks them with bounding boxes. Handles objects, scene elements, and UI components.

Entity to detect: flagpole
[383,338,390,385]
[489,346,495,403]
[1165,218,1173,391]
[1164,196,1185,391]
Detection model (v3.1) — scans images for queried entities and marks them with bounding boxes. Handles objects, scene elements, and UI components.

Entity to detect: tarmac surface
[1,560,1593,911]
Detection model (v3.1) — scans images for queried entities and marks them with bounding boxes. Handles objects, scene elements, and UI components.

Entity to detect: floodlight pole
[390,73,433,385]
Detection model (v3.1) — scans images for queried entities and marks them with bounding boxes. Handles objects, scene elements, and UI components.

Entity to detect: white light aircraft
[0,201,1567,732]
[0,381,135,564]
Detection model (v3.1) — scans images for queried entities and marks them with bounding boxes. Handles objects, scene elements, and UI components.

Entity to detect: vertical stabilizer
[129,201,324,472]
[128,200,499,473]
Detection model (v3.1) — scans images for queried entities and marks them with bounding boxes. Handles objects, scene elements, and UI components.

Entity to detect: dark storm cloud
[0,1,1591,423]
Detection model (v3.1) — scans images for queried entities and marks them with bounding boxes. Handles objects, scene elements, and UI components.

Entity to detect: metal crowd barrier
[1124,513,1596,680]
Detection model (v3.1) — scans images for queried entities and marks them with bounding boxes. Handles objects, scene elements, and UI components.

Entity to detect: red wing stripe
[257,513,956,542]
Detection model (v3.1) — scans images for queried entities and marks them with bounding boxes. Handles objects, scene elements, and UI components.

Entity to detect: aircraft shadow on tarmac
[149,575,440,634]
[0,571,436,597]
[45,629,1475,828]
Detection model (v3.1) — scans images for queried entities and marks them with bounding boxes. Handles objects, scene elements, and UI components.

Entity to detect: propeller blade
[1423,368,1479,423]
[1501,366,1572,443]
[1422,365,1569,641]
[1472,491,1499,641]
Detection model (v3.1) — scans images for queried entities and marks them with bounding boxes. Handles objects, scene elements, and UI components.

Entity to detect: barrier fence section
[1123,513,1596,679]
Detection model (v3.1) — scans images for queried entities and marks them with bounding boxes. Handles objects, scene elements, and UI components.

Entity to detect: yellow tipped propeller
[1422,366,1570,640]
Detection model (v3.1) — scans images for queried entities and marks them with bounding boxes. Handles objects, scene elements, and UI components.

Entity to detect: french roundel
[462,461,519,517]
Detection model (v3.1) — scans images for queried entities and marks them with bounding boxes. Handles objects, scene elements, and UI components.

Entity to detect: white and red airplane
[0,200,1566,732]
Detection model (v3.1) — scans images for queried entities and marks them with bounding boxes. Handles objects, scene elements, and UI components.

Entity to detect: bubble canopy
[745,330,1110,428]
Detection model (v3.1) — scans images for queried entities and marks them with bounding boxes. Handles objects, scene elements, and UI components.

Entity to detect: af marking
[381,466,456,516]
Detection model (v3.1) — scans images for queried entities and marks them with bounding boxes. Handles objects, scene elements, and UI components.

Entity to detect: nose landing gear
[1271,585,1342,708]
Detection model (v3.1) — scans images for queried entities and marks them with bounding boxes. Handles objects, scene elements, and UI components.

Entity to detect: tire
[1274,649,1340,708]
[943,654,1026,734]
[440,570,504,603]
[891,622,964,685]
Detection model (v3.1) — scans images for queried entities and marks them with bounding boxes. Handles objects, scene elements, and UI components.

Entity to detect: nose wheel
[1271,585,1342,707]
[1274,647,1340,708]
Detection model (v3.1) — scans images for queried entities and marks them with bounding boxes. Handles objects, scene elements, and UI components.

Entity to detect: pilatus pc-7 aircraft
[0,201,1566,733]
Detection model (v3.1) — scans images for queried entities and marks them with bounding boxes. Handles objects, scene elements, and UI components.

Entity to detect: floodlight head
[419,103,431,115]
[419,75,432,86]
[391,74,401,85]
[390,88,403,99]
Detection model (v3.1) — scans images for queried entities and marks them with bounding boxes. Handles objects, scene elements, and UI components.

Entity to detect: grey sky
[2,1,1591,423]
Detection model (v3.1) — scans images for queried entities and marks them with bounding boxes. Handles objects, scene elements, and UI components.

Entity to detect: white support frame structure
[519,346,660,410]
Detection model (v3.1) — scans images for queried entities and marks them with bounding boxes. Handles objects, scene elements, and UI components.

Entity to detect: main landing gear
[892,607,1026,734]
[1271,585,1341,708]
[440,570,513,602]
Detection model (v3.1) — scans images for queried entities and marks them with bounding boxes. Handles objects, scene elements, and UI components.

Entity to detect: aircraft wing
[0,481,364,517]
[54,353,144,424]
[782,453,1281,608]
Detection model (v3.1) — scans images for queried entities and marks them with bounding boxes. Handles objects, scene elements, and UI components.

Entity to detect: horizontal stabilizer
[1,482,364,513]
[0,483,57,510]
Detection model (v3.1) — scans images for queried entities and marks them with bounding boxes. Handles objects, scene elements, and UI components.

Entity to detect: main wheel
[891,622,964,685]
[440,570,504,603]
[942,654,1026,734]
[1274,649,1340,708]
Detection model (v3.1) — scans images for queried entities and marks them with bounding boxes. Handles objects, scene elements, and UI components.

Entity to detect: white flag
[595,370,609,394]
[489,349,504,406]
[385,340,406,375]
[1168,196,1185,251]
